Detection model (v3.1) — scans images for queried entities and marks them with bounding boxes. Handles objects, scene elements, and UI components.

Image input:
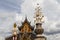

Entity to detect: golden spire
[14,23,17,28]
[13,23,17,35]
[34,3,44,35]
[13,23,17,40]
[34,3,44,23]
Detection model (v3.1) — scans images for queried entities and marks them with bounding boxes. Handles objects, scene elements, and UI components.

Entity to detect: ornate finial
[13,23,17,34]
[34,3,44,23]
[14,23,17,28]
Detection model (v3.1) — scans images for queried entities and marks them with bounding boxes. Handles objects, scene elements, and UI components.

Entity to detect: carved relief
[20,23,32,33]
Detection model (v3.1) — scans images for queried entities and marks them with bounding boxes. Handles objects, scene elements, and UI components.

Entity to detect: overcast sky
[0,0,60,40]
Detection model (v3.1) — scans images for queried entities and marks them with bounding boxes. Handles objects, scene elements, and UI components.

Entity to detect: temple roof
[18,17,34,31]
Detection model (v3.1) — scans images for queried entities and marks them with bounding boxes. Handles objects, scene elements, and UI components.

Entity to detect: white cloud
[16,14,23,22]
[42,0,60,33]
[46,33,60,40]
[0,11,17,39]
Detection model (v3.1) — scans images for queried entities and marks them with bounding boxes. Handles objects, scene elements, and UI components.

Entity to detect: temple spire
[34,3,44,24]
[13,23,17,40]
[34,3,44,36]
[34,3,46,40]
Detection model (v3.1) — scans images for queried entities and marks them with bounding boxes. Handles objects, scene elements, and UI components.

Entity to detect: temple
[5,4,47,40]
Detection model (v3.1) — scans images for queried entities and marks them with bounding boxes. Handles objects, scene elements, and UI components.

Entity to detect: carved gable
[18,18,34,33]
[20,22,32,33]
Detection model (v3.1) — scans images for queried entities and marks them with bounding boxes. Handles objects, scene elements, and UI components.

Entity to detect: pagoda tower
[34,3,46,40]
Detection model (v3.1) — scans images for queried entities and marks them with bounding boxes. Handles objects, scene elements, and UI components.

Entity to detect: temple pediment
[18,18,34,33]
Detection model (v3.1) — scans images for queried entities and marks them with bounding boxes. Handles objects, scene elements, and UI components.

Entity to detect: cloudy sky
[0,0,60,40]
